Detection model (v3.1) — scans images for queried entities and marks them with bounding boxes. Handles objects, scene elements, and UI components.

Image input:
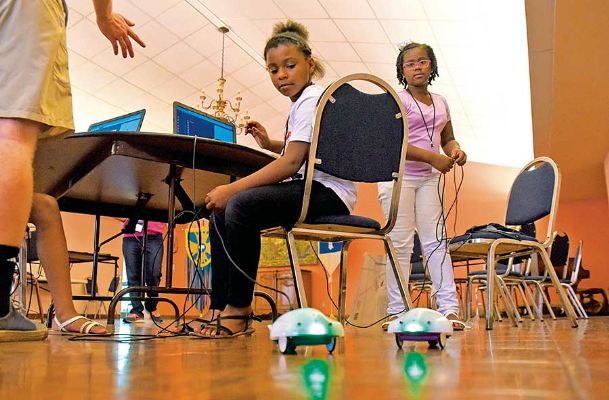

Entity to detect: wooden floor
[0,316,607,399]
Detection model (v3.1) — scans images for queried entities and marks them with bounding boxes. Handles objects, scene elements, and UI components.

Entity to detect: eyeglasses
[402,59,431,70]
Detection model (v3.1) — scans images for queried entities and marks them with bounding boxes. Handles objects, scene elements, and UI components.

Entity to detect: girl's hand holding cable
[451,148,467,166]
[205,184,237,211]
[430,153,455,173]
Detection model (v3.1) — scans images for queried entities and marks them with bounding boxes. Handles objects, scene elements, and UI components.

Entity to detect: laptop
[173,101,236,144]
[88,109,146,132]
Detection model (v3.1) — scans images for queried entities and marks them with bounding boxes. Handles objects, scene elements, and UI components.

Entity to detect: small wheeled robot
[268,308,344,354]
[387,308,453,350]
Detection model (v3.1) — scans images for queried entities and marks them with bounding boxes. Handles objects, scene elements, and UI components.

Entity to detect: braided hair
[396,42,439,87]
[263,20,325,80]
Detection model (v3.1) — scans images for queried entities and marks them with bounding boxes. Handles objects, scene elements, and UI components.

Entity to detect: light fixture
[199,26,250,132]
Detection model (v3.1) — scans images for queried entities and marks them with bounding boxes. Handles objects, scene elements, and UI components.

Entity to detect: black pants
[209,180,349,309]
[123,234,164,314]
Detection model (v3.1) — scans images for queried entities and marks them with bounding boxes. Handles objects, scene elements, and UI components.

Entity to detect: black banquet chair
[448,157,578,330]
[262,73,412,323]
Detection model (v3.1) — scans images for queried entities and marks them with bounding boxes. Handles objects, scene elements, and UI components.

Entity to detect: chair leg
[285,230,308,308]
[384,237,412,311]
[564,284,588,319]
[537,248,578,327]
[535,282,556,320]
[515,283,535,321]
[522,282,544,321]
[466,277,475,322]
[337,241,351,324]
[33,279,44,323]
[496,277,519,326]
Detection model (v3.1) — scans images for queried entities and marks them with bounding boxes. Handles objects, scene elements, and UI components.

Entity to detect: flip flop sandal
[53,315,109,336]
[191,314,261,339]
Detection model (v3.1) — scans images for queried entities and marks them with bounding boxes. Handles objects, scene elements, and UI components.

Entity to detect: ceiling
[66,0,533,167]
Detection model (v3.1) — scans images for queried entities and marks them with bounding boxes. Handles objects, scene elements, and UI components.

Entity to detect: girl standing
[379,42,467,330]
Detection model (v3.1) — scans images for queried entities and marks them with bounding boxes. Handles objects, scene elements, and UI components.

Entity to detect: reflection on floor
[1,316,607,399]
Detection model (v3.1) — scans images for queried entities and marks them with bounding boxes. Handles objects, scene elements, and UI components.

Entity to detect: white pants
[378,174,459,316]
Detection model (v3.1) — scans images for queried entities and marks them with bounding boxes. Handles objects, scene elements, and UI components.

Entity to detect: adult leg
[414,174,460,316]
[122,236,144,319]
[0,119,47,339]
[378,179,417,316]
[30,194,106,333]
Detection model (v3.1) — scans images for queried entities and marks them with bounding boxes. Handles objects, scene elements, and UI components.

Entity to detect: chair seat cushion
[469,270,523,278]
[524,276,570,284]
[451,231,538,243]
[307,214,381,229]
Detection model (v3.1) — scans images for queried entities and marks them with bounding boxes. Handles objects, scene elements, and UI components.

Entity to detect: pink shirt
[122,220,165,238]
[398,90,451,177]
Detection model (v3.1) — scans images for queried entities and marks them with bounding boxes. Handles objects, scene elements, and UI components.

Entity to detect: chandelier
[199,26,249,132]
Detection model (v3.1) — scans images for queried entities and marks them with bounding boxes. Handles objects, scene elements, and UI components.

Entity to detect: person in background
[122,220,165,324]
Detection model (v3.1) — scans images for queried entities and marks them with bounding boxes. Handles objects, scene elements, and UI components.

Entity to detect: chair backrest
[297,74,409,232]
[569,240,583,285]
[549,232,570,273]
[504,157,560,247]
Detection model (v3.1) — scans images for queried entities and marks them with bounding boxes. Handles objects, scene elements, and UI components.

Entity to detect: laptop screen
[88,109,146,132]
[173,102,235,143]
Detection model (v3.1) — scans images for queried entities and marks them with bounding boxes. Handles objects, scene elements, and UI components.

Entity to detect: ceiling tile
[71,88,124,132]
[273,0,328,18]
[90,49,148,77]
[250,79,279,102]
[68,3,93,17]
[69,61,117,93]
[368,0,427,20]
[231,62,268,88]
[95,78,151,111]
[181,60,222,89]
[184,24,225,57]
[318,0,376,18]
[153,77,198,104]
[352,42,395,63]
[327,61,370,76]
[67,18,110,58]
[153,42,205,75]
[130,0,182,18]
[266,94,291,115]
[66,8,83,28]
[366,63,399,86]
[208,43,253,75]
[335,20,388,43]
[123,61,174,93]
[313,42,360,62]
[156,1,210,38]
[135,20,179,58]
[109,1,152,26]
[194,0,285,19]
[250,101,281,123]
[381,20,437,47]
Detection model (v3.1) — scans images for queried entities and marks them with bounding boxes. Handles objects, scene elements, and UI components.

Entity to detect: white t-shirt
[284,84,357,212]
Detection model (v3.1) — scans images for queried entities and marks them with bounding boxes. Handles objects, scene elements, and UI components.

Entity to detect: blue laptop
[88,109,146,132]
[173,101,235,143]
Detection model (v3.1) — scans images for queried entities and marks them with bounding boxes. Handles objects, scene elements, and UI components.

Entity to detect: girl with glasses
[378,42,467,330]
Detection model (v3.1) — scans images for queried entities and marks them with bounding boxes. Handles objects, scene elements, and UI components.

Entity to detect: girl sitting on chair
[197,20,357,339]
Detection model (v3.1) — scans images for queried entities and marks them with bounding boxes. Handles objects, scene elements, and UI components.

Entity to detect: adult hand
[451,148,467,166]
[430,153,455,173]
[204,184,237,211]
[245,121,271,150]
[96,13,145,58]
